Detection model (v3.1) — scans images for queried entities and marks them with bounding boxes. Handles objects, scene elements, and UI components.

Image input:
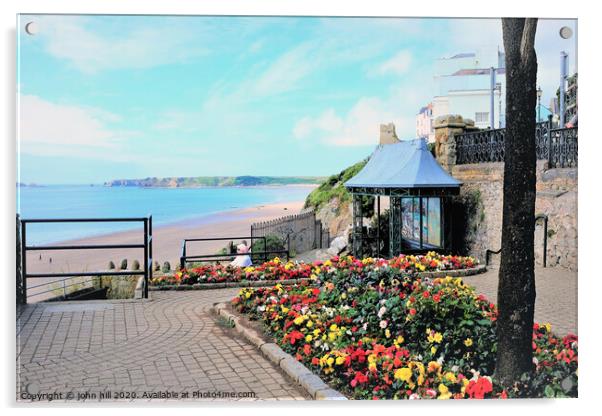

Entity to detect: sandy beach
[24,200,305,297]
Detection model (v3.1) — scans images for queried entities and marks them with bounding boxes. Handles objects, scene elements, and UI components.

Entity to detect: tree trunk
[495,18,539,386]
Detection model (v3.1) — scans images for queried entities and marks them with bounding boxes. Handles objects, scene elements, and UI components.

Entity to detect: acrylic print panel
[16,14,577,403]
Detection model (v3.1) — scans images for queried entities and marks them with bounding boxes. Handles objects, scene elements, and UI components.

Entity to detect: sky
[17,15,577,184]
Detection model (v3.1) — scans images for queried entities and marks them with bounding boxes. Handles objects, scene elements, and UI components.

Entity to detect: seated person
[230,242,252,267]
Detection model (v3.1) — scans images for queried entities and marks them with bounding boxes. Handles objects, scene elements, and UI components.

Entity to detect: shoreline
[24,199,307,285]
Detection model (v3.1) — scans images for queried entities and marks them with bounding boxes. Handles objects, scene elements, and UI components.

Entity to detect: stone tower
[379,123,400,145]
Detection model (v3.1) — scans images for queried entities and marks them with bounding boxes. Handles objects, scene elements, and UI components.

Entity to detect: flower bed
[150,252,482,287]
[231,266,578,399]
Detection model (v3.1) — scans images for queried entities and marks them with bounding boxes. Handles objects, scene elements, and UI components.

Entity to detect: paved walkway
[16,266,577,402]
[463,266,577,336]
[16,290,308,402]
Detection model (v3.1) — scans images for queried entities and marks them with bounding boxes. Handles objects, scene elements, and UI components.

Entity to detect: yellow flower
[464,338,473,347]
[394,336,405,347]
[394,367,412,382]
[326,357,334,366]
[438,383,452,399]
[306,320,313,328]
[294,316,305,325]
[305,335,313,342]
[330,324,338,331]
[444,372,457,383]
[427,361,441,373]
[427,331,443,344]
[335,356,346,365]
[281,306,289,313]
[544,323,552,333]
[431,346,437,355]
[313,328,321,336]
[385,329,391,338]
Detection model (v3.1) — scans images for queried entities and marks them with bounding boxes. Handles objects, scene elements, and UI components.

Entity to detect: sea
[17,185,313,245]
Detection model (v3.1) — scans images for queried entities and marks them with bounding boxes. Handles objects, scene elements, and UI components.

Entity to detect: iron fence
[251,209,330,254]
[179,235,290,269]
[455,117,577,168]
[17,216,152,303]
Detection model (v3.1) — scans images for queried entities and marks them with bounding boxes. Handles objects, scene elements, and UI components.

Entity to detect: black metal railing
[455,117,577,168]
[179,235,290,270]
[18,216,152,303]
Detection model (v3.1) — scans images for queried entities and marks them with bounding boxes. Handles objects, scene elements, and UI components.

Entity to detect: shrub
[304,159,368,211]
[132,260,140,270]
[251,235,286,263]
[108,261,116,270]
[119,259,128,270]
[153,261,160,271]
[162,261,171,273]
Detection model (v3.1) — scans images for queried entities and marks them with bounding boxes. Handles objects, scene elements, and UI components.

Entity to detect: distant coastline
[104,175,325,188]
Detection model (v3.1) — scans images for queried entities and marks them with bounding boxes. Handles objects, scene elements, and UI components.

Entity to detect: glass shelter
[344,139,461,257]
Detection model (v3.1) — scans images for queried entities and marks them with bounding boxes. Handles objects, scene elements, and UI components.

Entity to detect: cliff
[304,159,367,237]
[105,176,324,188]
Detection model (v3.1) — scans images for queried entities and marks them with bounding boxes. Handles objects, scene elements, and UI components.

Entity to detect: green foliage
[132,260,140,271]
[251,234,286,263]
[119,258,128,270]
[162,261,171,273]
[304,159,368,211]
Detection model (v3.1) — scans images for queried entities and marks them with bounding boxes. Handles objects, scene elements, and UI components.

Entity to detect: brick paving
[16,290,308,402]
[462,266,577,336]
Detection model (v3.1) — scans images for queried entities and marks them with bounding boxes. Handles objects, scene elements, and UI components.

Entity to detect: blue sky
[17,15,576,184]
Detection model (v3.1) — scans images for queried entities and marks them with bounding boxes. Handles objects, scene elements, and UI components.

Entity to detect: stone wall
[435,115,577,270]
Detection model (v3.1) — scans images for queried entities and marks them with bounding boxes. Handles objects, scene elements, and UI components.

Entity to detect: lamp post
[489,67,496,129]
[496,82,502,128]
[559,52,568,126]
[537,87,542,122]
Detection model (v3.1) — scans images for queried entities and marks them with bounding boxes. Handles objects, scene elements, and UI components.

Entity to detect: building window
[475,112,489,123]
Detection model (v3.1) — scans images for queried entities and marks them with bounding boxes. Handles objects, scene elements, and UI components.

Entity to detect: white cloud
[251,42,318,96]
[293,96,417,147]
[372,50,412,76]
[17,94,138,159]
[31,16,209,73]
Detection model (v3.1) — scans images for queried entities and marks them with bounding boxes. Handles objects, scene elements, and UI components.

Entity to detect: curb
[151,278,310,291]
[211,302,347,401]
[150,266,486,291]
[418,264,487,279]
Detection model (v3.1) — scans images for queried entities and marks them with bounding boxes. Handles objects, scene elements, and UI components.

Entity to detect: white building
[416,103,434,142]
[430,49,506,130]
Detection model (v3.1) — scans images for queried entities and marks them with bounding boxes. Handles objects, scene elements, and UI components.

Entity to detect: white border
[2,1,600,415]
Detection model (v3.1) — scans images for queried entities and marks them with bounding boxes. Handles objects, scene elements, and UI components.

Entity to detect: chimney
[379,123,400,145]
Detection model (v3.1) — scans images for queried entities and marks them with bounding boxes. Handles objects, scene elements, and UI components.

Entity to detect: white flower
[379,320,388,329]
[377,306,387,318]
[409,393,421,400]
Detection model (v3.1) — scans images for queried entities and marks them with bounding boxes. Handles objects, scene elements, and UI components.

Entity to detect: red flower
[465,377,493,399]
[433,294,441,303]
[409,308,417,316]
[288,330,304,345]
[350,371,368,387]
